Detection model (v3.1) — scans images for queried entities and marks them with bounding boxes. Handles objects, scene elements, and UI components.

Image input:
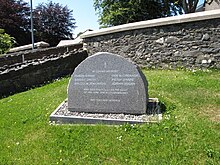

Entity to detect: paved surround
[50,98,162,125]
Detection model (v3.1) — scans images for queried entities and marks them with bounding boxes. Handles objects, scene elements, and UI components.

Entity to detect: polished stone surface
[68,52,148,114]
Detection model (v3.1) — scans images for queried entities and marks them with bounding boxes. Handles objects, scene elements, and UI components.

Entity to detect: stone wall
[0,44,82,69]
[0,48,87,98]
[82,10,220,69]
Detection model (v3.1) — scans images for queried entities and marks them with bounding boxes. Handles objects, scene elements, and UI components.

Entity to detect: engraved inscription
[73,72,138,97]
[83,88,128,95]
[73,74,107,86]
[90,99,120,102]
[92,70,119,73]
[68,52,148,114]
[111,74,138,86]
[73,72,138,103]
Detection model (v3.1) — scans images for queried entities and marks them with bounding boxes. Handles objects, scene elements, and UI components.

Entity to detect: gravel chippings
[54,99,162,122]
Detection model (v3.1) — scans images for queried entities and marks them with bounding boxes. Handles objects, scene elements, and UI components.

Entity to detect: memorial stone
[68,52,148,114]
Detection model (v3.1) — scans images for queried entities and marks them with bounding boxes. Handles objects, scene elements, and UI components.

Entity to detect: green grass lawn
[0,69,219,165]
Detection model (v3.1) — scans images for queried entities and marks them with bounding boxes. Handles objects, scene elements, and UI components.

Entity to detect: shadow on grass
[146,99,166,115]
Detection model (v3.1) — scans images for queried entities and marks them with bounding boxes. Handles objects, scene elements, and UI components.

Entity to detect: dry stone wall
[82,11,220,69]
[0,48,87,98]
[0,44,82,69]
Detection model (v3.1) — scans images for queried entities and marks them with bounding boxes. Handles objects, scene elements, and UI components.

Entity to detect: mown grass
[0,69,219,165]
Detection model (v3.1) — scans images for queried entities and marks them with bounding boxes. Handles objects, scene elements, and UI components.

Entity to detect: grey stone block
[68,52,148,114]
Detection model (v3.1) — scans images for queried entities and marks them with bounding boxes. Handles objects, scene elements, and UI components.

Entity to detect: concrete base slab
[49,98,164,125]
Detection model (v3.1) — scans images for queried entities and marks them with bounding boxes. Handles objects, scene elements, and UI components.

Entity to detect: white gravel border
[50,98,163,125]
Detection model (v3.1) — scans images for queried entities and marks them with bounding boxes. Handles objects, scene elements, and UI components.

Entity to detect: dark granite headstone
[68,52,148,114]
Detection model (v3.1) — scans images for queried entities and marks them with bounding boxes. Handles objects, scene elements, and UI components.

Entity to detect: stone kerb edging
[81,9,220,38]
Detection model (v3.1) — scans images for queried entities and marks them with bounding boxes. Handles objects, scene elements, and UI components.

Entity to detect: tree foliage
[0,0,30,46]
[0,29,15,54]
[33,1,76,46]
[179,0,199,13]
[94,0,183,27]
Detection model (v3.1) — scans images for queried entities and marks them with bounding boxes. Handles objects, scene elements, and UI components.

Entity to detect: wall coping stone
[81,9,220,39]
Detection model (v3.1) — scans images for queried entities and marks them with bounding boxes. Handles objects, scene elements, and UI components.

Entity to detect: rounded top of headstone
[68,52,148,114]
[75,52,136,71]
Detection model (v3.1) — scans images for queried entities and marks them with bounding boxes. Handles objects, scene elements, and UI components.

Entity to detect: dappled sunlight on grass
[198,105,220,123]
[0,70,220,164]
